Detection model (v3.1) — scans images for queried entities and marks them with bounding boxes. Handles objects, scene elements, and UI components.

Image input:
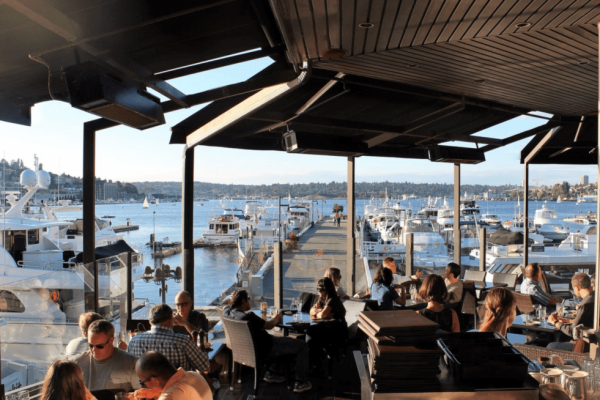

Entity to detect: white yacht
[202,213,242,245]
[436,198,454,229]
[286,202,311,232]
[401,218,451,270]
[460,199,480,221]
[564,212,596,225]
[533,202,569,242]
[416,196,439,219]
[480,213,502,227]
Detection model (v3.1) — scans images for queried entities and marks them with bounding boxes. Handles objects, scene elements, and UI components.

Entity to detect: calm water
[59,198,598,305]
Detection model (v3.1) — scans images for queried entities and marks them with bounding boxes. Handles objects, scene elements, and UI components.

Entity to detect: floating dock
[113,224,140,232]
[152,238,236,258]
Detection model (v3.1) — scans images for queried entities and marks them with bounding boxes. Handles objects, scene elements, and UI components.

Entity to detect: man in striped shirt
[520,263,562,307]
[128,304,210,373]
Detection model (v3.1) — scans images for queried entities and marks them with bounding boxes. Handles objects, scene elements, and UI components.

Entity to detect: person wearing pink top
[134,351,211,400]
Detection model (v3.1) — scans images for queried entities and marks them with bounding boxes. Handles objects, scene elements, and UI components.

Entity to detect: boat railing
[17,260,79,270]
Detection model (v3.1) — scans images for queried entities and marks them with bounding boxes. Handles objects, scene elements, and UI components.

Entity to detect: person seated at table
[40,360,96,400]
[443,262,463,304]
[308,278,348,372]
[223,289,312,393]
[370,267,406,310]
[547,272,595,351]
[417,275,459,332]
[520,263,562,306]
[127,304,210,374]
[134,351,211,400]
[479,287,517,337]
[324,267,350,299]
[66,312,102,358]
[172,290,209,339]
[591,273,596,292]
[70,320,140,392]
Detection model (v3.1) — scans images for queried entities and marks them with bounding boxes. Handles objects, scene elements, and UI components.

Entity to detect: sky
[1,56,596,187]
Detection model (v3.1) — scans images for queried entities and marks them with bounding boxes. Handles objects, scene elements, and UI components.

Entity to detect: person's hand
[276,312,283,323]
[173,314,186,326]
[415,270,423,279]
[548,313,558,323]
[117,339,127,350]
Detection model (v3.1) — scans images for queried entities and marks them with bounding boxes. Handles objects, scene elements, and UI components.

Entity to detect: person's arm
[262,312,282,330]
[174,314,200,336]
[316,305,332,319]
[392,287,406,305]
[310,300,323,317]
[532,287,554,307]
[451,310,460,333]
[559,302,590,337]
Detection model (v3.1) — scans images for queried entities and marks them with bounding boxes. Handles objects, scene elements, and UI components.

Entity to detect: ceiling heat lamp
[428,145,485,164]
[64,62,165,130]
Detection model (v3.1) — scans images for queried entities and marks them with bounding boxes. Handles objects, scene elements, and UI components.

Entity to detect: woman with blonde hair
[324,267,350,299]
[40,359,96,400]
[479,287,517,337]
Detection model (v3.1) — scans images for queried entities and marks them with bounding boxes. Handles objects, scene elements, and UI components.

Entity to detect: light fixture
[406,63,419,68]
[474,79,485,84]
[515,22,531,28]
[322,48,347,58]
[578,61,590,66]
[358,22,374,28]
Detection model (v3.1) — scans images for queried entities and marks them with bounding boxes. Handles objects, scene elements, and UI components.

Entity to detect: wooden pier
[260,218,366,304]
[113,224,140,232]
[152,238,236,258]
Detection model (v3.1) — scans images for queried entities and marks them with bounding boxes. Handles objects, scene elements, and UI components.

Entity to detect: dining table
[508,314,559,338]
[254,309,316,336]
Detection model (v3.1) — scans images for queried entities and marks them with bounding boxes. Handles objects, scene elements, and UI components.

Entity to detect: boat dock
[113,224,140,232]
[259,218,366,304]
[152,238,236,258]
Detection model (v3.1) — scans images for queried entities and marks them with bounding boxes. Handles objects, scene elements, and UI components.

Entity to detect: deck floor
[260,219,366,305]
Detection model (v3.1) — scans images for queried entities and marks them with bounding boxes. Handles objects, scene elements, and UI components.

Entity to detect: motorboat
[460,199,480,221]
[436,198,454,229]
[202,213,242,245]
[564,212,597,225]
[400,218,451,270]
[0,169,144,389]
[480,213,501,227]
[416,196,439,219]
[533,202,569,242]
[286,202,311,232]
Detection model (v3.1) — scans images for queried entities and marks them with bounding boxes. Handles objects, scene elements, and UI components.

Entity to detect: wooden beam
[366,102,465,148]
[524,127,562,164]
[186,66,310,148]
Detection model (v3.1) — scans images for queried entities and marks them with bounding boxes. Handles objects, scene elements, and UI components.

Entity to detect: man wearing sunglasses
[173,290,208,339]
[134,351,212,400]
[70,319,141,392]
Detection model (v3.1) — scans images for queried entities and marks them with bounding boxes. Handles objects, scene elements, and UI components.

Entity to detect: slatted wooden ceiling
[271,0,600,116]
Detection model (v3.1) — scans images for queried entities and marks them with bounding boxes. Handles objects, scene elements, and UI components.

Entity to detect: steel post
[453,164,461,264]
[347,157,356,294]
[182,146,195,300]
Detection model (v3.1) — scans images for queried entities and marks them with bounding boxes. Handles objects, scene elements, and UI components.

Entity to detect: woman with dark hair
[370,267,406,311]
[40,360,96,400]
[417,274,459,332]
[307,277,347,372]
[324,267,350,299]
[479,287,517,337]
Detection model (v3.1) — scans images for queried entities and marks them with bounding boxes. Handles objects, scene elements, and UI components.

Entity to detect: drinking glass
[297,302,303,321]
[291,300,297,313]
[538,306,547,326]
[556,301,564,318]
[17,391,29,400]
[582,358,595,395]
[533,304,541,321]
[541,368,562,384]
[268,306,274,317]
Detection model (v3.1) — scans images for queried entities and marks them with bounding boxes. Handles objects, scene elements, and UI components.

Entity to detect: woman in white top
[324,267,350,299]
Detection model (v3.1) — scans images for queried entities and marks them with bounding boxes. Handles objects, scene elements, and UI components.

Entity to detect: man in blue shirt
[520,263,562,307]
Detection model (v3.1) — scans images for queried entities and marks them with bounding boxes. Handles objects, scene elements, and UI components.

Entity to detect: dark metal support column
[596,23,600,331]
[406,233,413,278]
[524,164,529,267]
[182,146,195,300]
[274,241,283,309]
[126,252,133,325]
[453,164,461,264]
[479,228,486,272]
[347,157,356,295]
[83,124,98,312]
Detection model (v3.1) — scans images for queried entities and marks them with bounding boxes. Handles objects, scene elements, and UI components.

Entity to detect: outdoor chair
[492,273,518,290]
[513,292,535,315]
[222,317,291,397]
[460,281,477,331]
[299,292,318,313]
[342,299,368,342]
[463,270,486,282]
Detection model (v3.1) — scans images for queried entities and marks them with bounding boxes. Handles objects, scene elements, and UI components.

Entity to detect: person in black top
[173,290,209,339]
[307,278,348,371]
[417,274,459,332]
[548,273,595,351]
[223,290,312,393]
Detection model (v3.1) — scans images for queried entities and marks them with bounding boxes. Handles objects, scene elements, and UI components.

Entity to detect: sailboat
[154,198,159,206]
[143,196,149,209]
[557,195,562,203]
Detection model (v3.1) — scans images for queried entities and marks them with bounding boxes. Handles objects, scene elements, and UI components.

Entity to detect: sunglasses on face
[88,337,112,350]
[174,300,190,307]
[317,287,325,292]
[139,377,153,388]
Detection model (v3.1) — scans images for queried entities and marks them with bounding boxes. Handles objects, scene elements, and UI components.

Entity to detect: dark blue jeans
[267,336,309,382]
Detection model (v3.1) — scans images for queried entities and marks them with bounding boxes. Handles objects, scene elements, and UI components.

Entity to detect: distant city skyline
[2,58,597,186]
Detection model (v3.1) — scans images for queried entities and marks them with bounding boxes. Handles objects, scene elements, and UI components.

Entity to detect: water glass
[297,302,303,321]
[541,368,562,384]
[582,358,595,394]
[17,391,29,400]
[538,306,547,325]
[556,301,564,318]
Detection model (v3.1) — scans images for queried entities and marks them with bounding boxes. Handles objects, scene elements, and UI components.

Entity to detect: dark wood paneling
[376,0,402,51]
[424,0,460,44]
[388,0,415,49]
[296,0,319,59]
[412,0,445,46]
[326,0,341,50]
[352,0,370,55]
[363,0,386,54]
[437,0,476,42]
[400,0,430,47]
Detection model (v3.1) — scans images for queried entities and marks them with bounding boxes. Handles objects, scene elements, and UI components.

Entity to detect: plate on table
[525,321,541,326]
[283,310,298,316]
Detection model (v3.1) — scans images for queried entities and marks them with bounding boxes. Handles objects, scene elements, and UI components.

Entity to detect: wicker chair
[221,317,291,396]
[492,273,518,290]
[513,292,535,314]
[463,270,486,282]
[514,343,589,365]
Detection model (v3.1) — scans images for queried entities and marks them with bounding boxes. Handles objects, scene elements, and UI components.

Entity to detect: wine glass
[291,297,297,312]
[297,301,303,321]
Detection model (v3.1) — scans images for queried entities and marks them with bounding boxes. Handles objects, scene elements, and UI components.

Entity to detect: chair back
[342,299,367,340]
[464,270,486,282]
[299,292,318,313]
[492,273,518,289]
[216,307,231,349]
[513,292,535,314]
[221,318,258,368]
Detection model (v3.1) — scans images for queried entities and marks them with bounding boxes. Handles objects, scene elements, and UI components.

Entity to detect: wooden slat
[326,0,341,50]
[462,1,503,40]
[363,0,386,54]
[475,0,521,38]
[295,0,319,59]
[340,0,355,54]
[583,3,600,23]
[281,0,309,63]
[437,0,476,42]
[530,0,578,30]
[424,0,460,44]
[312,0,329,58]
[541,0,593,29]
[488,0,533,37]
[375,0,402,51]
[449,0,490,41]
[412,0,444,46]
[521,0,566,32]
[388,0,415,48]
[400,0,430,47]
[352,0,371,55]
[560,0,600,25]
